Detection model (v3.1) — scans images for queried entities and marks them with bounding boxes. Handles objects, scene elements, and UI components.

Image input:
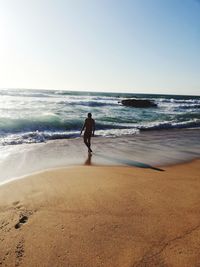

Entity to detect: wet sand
[0,160,200,267]
[1,128,200,184]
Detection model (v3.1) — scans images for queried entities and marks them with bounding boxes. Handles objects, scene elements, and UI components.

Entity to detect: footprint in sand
[14,204,34,229]
[13,201,23,210]
[15,238,25,266]
[13,201,20,206]
[15,216,28,229]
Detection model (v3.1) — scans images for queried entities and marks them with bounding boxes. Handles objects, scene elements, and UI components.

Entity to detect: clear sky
[0,0,200,95]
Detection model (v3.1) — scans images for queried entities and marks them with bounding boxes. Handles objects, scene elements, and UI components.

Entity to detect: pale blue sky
[0,0,199,95]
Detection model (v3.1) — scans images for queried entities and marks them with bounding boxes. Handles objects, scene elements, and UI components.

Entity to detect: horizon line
[0,87,200,97]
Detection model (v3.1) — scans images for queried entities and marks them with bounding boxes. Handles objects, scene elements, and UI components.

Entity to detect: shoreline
[0,160,200,266]
[0,128,200,185]
[0,156,199,188]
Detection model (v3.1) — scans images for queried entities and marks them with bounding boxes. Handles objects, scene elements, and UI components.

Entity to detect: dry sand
[0,160,200,267]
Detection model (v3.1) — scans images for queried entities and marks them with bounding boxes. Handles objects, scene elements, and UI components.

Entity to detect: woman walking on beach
[80,113,95,153]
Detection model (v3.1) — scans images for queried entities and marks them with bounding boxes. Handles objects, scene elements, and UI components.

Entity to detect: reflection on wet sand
[84,153,92,166]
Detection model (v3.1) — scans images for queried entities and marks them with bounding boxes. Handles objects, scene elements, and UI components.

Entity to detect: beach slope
[0,161,200,267]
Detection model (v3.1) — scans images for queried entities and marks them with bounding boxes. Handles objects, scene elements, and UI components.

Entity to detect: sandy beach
[1,0,200,265]
[0,160,200,267]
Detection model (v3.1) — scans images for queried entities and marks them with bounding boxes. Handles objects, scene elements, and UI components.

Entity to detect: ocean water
[0,89,200,184]
[0,89,200,145]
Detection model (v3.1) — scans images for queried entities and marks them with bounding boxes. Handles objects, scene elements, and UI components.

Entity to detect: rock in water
[121,99,157,108]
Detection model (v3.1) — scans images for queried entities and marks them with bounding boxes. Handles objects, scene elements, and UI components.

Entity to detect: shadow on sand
[94,152,164,172]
